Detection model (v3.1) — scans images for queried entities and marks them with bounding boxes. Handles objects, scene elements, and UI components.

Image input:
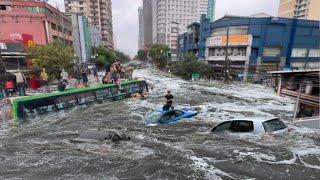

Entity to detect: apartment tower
[138,7,144,50]
[207,0,216,22]
[278,0,320,20]
[65,0,114,49]
[143,0,153,48]
[152,0,209,60]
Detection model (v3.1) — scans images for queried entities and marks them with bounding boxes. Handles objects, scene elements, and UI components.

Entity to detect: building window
[308,49,320,57]
[51,23,56,30]
[292,48,308,57]
[211,26,248,36]
[208,47,247,57]
[263,47,281,57]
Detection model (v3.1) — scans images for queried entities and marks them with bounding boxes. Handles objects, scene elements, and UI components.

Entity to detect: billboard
[209,35,249,46]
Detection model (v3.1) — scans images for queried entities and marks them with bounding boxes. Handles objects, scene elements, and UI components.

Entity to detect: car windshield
[146,111,162,124]
[263,119,287,132]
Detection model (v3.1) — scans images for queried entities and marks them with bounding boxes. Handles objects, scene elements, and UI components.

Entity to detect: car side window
[161,111,175,120]
[231,121,254,132]
[212,121,232,132]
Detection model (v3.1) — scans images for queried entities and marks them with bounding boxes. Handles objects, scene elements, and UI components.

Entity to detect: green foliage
[115,50,131,63]
[173,52,214,80]
[149,44,170,69]
[28,42,74,81]
[137,49,148,61]
[95,45,116,66]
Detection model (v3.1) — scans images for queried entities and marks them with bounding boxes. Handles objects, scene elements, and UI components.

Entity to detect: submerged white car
[211,117,289,135]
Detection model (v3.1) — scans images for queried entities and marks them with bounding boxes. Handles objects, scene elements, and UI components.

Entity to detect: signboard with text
[209,35,249,46]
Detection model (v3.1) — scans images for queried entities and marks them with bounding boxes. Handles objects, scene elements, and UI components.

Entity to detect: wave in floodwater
[0,68,319,180]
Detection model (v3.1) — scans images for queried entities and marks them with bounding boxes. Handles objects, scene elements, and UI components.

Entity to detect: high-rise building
[207,0,216,22]
[69,14,92,62]
[152,0,208,60]
[143,0,153,48]
[138,7,144,50]
[278,0,320,20]
[65,0,114,49]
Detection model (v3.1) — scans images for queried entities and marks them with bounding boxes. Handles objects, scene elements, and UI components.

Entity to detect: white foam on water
[189,155,235,180]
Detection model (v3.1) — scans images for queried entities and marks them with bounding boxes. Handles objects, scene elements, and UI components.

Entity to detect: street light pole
[224,26,231,83]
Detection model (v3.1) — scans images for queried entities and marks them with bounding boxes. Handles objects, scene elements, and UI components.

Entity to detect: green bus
[4,80,145,126]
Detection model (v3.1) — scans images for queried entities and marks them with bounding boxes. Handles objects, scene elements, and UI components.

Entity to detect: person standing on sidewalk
[60,68,69,82]
[81,65,89,87]
[92,65,99,83]
[40,68,49,92]
[15,68,26,96]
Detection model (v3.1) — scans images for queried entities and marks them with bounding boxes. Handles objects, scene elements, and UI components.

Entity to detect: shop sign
[209,35,249,46]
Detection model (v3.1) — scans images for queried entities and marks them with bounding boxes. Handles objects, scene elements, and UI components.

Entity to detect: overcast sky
[50,0,280,57]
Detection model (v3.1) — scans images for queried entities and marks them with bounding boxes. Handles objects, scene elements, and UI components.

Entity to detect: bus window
[22,98,56,115]
[95,89,112,100]
[77,91,96,104]
[56,95,77,109]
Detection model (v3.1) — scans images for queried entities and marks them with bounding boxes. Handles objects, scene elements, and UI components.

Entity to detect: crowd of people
[0,61,135,97]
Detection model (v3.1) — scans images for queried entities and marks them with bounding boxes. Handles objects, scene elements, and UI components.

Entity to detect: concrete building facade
[0,0,73,45]
[152,0,208,60]
[178,15,320,81]
[207,0,216,22]
[278,0,320,20]
[65,0,114,49]
[138,6,144,50]
[0,0,73,70]
[143,0,153,48]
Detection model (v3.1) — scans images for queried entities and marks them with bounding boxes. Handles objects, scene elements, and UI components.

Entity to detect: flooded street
[0,68,319,179]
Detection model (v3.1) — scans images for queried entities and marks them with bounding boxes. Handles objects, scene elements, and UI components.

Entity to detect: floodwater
[0,68,319,179]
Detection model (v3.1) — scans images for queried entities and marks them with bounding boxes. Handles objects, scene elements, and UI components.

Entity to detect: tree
[173,52,214,80]
[137,49,148,61]
[149,44,170,69]
[95,45,116,67]
[115,50,130,63]
[28,42,74,81]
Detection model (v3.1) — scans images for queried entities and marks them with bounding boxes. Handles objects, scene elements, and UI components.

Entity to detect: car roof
[231,117,279,123]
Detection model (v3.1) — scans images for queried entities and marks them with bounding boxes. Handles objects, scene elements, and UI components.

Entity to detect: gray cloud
[112,0,140,57]
[51,0,280,57]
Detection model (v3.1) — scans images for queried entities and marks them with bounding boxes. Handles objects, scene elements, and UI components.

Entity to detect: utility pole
[224,26,231,83]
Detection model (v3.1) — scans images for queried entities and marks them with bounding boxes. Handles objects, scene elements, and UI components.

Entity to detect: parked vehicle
[211,117,289,135]
[145,107,197,126]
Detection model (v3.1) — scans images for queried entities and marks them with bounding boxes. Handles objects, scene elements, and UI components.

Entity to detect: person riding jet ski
[163,100,174,111]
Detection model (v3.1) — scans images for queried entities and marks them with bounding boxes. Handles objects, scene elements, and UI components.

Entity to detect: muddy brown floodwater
[0,68,319,180]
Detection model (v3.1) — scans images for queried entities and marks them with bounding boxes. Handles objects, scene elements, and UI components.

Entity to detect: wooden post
[293,79,303,123]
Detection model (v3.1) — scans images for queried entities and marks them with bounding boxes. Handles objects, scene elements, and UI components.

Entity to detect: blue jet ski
[145,107,197,126]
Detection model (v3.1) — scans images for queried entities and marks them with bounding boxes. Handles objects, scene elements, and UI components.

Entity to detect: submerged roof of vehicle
[231,117,279,123]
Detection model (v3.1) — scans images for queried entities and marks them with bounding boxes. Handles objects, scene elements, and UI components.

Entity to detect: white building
[152,0,208,60]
